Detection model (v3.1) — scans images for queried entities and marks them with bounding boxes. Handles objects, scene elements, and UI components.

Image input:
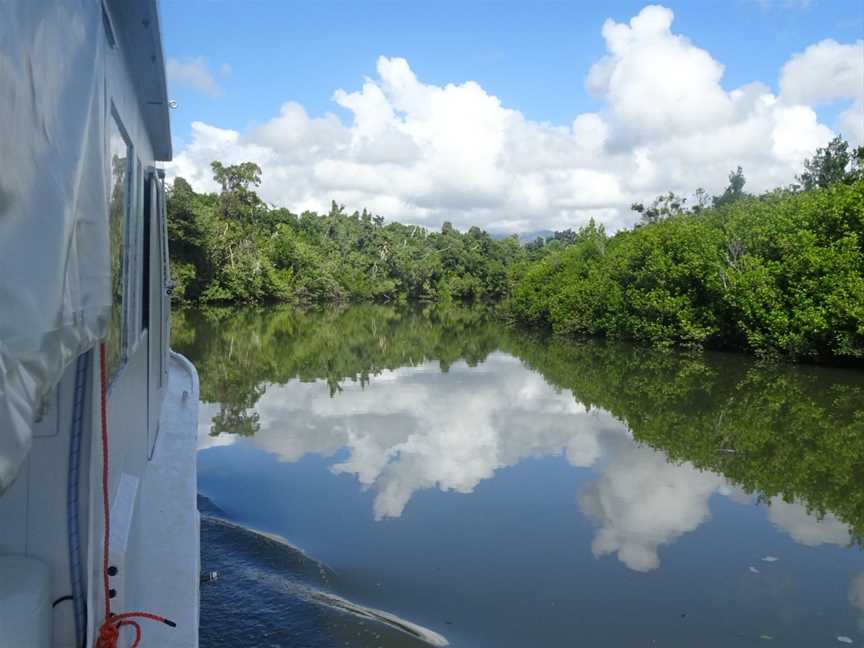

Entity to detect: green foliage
[631,191,689,225]
[167,164,527,305]
[712,166,749,208]
[510,181,864,360]
[798,136,864,191]
[210,161,265,221]
[169,141,864,361]
[718,183,864,357]
[507,219,608,329]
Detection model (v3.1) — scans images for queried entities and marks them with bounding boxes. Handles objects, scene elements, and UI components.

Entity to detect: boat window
[130,157,143,345]
[107,110,131,380]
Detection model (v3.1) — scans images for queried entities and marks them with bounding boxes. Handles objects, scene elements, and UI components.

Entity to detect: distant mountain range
[489,229,555,243]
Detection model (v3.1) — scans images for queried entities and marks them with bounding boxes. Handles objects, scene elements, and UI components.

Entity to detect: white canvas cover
[0,2,109,493]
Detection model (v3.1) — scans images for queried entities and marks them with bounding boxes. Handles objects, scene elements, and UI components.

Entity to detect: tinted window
[107,113,130,379]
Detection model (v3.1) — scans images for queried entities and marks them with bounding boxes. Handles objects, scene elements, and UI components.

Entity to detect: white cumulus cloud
[780,38,864,105]
[167,5,852,233]
[779,38,864,144]
[587,5,734,142]
[167,56,223,97]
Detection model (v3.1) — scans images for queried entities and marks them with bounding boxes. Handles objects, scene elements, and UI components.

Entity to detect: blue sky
[162,0,861,140]
[161,1,864,232]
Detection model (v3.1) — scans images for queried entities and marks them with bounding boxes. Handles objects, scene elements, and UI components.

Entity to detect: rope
[95,343,175,648]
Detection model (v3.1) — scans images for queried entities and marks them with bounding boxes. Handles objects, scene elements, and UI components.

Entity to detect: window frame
[157,174,170,389]
[126,156,145,355]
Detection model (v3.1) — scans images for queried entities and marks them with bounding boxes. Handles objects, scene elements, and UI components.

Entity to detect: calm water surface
[173,305,864,648]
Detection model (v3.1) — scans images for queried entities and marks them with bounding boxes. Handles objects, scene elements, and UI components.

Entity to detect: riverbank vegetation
[167,137,864,360]
[511,177,864,359]
[167,163,523,304]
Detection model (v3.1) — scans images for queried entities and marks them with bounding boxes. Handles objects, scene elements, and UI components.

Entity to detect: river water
[173,304,864,647]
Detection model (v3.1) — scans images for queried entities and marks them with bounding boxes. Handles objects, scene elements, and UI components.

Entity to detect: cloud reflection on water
[578,443,725,571]
[766,496,853,547]
[197,352,852,572]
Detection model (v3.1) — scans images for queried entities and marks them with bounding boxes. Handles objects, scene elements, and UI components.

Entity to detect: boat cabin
[0,2,199,646]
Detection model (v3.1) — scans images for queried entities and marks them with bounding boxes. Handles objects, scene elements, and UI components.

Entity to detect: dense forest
[167,161,524,304]
[167,137,864,360]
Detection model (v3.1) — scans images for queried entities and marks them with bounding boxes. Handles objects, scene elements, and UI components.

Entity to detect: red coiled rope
[95,343,176,648]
